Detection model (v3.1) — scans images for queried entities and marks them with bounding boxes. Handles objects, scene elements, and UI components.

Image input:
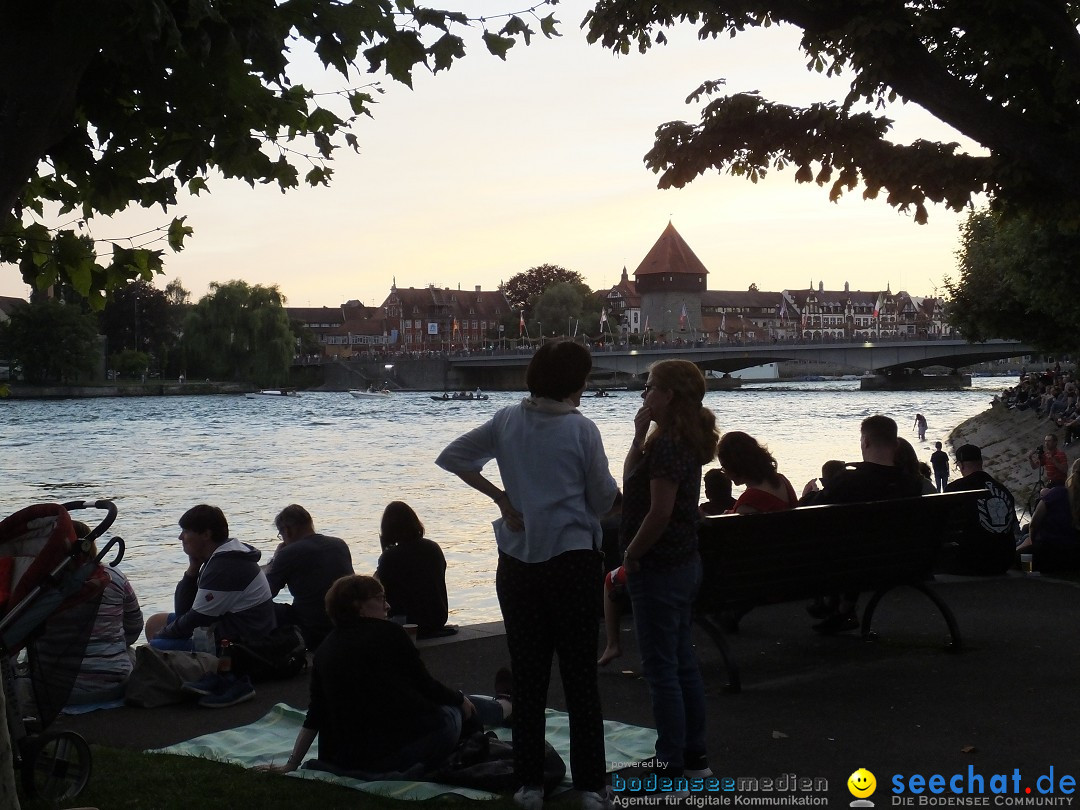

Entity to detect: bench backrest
[696,490,986,610]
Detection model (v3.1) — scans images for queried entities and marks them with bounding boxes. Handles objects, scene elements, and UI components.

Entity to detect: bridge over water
[448,338,1033,379]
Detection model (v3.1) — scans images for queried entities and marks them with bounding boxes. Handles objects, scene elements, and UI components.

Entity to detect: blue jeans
[627,556,707,770]
[383,697,505,771]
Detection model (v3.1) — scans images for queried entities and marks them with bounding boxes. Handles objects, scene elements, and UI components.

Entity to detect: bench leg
[860,583,962,651]
[693,613,742,694]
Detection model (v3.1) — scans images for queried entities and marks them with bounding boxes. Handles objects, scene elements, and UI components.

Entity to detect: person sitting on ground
[803,415,925,633]
[930,442,950,492]
[941,444,1019,576]
[1016,458,1080,573]
[375,502,456,639]
[1029,433,1068,488]
[264,504,354,651]
[259,575,512,777]
[896,438,937,495]
[716,431,798,514]
[37,520,144,706]
[699,469,736,516]
[144,504,276,650]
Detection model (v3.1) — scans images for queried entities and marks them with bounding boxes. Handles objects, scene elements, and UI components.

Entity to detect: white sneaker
[514,786,544,810]
[581,788,614,810]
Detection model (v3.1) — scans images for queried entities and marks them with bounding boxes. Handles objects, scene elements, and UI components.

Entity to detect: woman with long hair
[716,431,797,514]
[436,340,619,810]
[375,501,454,638]
[621,359,719,783]
[1019,457,1080,572]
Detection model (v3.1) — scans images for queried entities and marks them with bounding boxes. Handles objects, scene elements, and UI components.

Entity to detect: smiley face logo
[848,768,877,799]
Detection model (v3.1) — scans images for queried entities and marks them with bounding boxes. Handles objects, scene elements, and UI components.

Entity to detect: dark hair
[380,501,424,551]
[894,438,920,477]
[861,415,898,448]
[717,431,779,486]
[821,459,846,482]
[325,575,384,627]
[935,441,943,450]
[526,340,592,400]
[275,504,313,533]
[703,469,732,501]
[179,504,229,543]
[644,360,719,464]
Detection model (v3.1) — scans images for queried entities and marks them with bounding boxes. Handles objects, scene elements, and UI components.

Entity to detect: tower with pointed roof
[634,221,708,336]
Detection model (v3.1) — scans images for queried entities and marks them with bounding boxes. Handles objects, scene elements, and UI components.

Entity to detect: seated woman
[716,431,798,514]
[261,575,511,777]
[896,438,937,495]
[38,520,144,706]
[375,501,455,639]
[1018,458,1080,573]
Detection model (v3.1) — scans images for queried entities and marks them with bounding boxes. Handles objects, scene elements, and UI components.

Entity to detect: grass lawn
[16,746,520,810]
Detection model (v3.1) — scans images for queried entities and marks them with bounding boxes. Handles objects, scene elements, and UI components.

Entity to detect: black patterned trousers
[496,548,606,793]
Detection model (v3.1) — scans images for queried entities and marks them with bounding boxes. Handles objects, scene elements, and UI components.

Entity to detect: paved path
[56,574,1080,805]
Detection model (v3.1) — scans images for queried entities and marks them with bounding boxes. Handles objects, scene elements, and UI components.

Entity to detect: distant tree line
[0,279,305,386]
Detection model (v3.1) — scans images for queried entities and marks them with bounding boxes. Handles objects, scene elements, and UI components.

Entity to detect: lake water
[0,379,1007,625]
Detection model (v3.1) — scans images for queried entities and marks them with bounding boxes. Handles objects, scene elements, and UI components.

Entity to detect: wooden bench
[694,489,987,693]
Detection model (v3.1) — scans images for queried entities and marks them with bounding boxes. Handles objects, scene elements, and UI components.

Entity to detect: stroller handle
[61,500,123,564]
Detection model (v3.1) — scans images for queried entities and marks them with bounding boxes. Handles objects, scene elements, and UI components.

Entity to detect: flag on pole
[873,305,880,318]
[679,302,688,330]
[720,314,727,333]
[643,315,649,335]
[452,318,459,334]
[519,310,525,336]
[780,300,787,321]
[600,307,607,326]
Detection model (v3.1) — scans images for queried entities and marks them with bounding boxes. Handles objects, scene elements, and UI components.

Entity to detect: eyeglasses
[643,383,659,392]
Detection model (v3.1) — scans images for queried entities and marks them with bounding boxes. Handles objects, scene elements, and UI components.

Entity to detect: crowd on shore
[12,350,1080,810]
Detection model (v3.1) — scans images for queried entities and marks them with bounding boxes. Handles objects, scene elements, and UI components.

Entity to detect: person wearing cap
[943,444,1019,575]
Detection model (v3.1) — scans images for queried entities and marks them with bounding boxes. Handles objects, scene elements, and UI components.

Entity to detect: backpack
[229,624,308,682]
[428,730,566,794]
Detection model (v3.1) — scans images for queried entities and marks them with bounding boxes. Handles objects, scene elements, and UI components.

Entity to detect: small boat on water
[246,389,298,399]
[350,389,392,399]
[430,393,490,402]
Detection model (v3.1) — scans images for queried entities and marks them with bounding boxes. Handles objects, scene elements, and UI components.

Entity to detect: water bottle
[192,626,216,654]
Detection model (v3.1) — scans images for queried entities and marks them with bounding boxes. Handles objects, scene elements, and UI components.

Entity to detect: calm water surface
[0,379,1006,624]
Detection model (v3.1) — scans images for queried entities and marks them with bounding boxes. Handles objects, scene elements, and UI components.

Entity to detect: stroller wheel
[19,730,92,801]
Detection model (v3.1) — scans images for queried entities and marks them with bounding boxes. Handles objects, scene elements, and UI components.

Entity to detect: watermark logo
[849,768,878,807]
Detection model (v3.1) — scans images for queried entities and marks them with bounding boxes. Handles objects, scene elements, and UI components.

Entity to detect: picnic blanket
[158,703,657,800]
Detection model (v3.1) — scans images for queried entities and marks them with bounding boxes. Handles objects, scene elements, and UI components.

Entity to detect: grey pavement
[56,574,1080,805]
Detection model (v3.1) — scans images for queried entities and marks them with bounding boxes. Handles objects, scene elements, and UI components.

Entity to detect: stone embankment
[946,392,1077,515]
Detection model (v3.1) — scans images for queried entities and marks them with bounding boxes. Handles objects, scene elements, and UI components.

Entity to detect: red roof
[634,222,709,278]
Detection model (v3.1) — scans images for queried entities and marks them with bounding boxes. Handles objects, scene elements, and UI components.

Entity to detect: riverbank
[2,380,251,399]
[945,391,1075,513]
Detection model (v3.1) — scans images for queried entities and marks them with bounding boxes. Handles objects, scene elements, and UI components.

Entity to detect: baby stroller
[0,500,125,802]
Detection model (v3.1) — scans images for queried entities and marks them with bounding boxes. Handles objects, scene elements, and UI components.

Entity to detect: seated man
[945,444,1020,575]
[802,415,925,633]
[145,504,276,650]
[1029,433,1068,488]
[265,504,354,650]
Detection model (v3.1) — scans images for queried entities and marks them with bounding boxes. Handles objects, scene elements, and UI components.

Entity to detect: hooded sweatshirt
[158,539,276,643]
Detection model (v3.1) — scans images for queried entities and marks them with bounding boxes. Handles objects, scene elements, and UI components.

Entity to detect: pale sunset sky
[2,2,983,307]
